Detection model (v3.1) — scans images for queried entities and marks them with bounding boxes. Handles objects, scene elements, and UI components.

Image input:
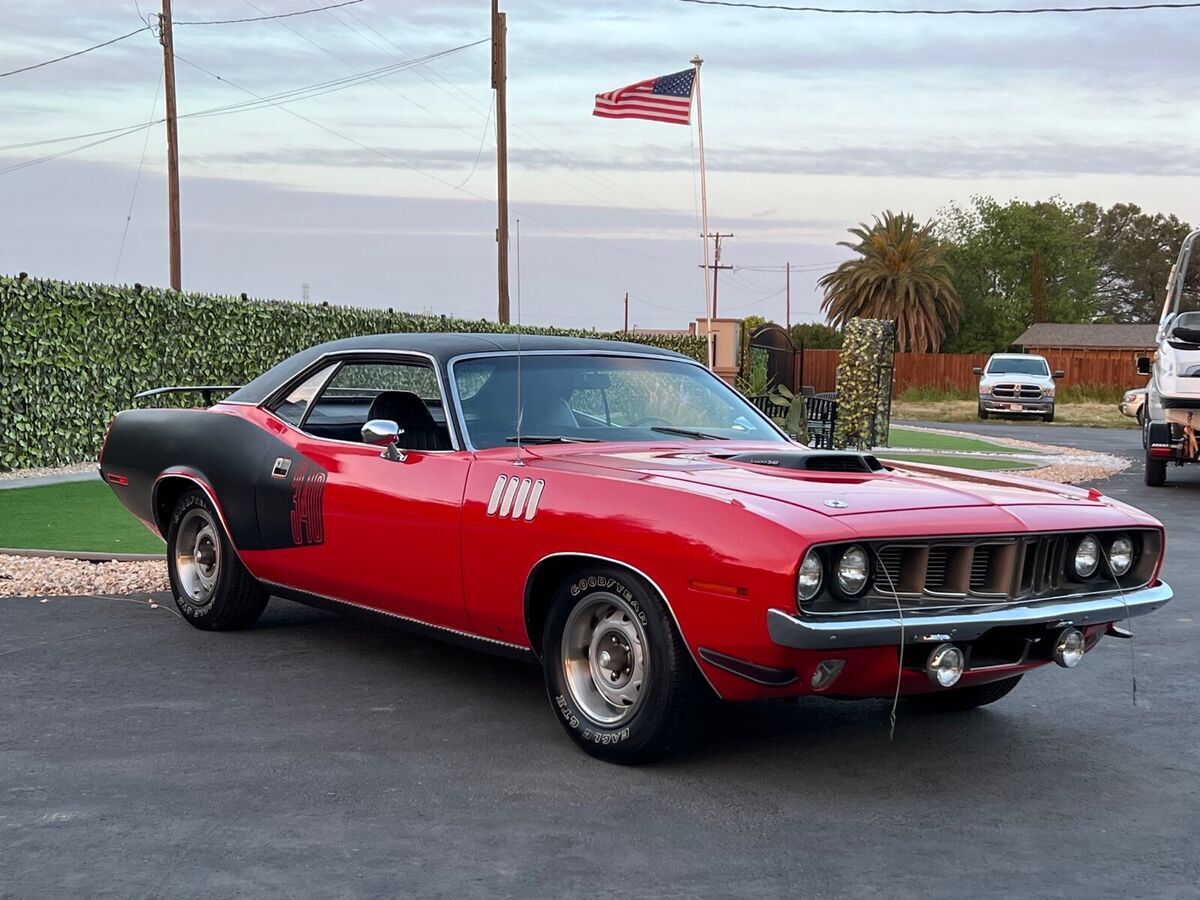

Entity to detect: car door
[254,353,472,631]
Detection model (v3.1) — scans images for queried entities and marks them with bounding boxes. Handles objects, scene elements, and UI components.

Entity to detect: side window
[302,358,452,450]
[271,363,338,426]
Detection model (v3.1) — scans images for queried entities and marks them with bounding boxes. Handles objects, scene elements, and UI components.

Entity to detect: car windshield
[986,357,1049,376]
[452,353,786,449]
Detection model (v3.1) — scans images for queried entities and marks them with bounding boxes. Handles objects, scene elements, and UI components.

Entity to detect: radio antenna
[514,216,524,465]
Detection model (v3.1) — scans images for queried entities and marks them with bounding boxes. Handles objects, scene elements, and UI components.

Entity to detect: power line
[173,0,364,26]
[678,0,1200,13]
[114,61,164,281]
[0,25,149,78]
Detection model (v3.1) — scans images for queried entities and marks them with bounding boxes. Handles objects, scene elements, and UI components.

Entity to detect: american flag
[593,68,696,126]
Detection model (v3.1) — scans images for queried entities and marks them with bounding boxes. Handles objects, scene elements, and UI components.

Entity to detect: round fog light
[1108,535,1134,576]
[835,545,869,596]
[1074,535,1100,578]
[926,643,965,688]
[1053,627,1086,668]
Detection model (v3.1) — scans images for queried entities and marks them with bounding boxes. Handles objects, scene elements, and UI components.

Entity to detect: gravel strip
[0,462,98,482]
[0,554,168,598]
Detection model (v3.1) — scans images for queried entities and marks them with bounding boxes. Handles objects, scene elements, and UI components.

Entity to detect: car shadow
[240,596,1110,793]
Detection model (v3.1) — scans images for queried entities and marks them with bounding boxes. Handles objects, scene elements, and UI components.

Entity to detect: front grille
[992,382,1043,400]
[798,529,1160,615]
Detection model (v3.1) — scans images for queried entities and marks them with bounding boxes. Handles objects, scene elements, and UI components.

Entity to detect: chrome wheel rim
[175,508,220,608]
[561,592,648,727]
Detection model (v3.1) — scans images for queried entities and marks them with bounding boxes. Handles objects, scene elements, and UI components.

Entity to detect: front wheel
[1043,408,1055,423]
[908,675,1022,712]
[167,489,269,630]
[542,567,711,763]
[977,403,988,420]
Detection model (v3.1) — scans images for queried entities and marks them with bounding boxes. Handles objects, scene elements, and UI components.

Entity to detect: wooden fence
[799,347,1148,397]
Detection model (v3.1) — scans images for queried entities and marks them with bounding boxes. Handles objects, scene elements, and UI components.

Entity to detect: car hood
[979,372,1054,386]
[532,444,1095,518]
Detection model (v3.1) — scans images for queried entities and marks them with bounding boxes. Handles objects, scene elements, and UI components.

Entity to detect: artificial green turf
[878,452,1038,471]
[887,427,1041,454]
[0,480,166,554]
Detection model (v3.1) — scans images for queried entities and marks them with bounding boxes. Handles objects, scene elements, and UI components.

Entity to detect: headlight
[1074,534,1100,578]
[979,383,992,395]
[797,550,823,604]
[1045,386,1055,397]
[1108,534,1134,576]
[835,545,869,596]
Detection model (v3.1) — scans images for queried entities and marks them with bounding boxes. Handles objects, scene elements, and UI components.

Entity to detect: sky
[2,0,1198,331]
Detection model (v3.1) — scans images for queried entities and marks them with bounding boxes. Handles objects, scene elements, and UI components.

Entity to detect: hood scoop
[721,450,885,473]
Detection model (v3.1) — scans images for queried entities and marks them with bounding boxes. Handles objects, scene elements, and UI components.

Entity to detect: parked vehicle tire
[977,403,988,420]
[1145,451,1167,487]
[908,675,1022,712]
[166,488,269,630]
[542,566,711,763]
[1043,408,1055,423]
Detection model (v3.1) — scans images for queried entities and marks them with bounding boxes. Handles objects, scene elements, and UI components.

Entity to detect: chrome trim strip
[511,478,533,518]
[261,579,533,653]
[524,479,545,521]
[525,551,722,697]
[767,581,1173,650]
[486,475,508,515]
[498,477,520,517]
[444,349,790,451]
[256,349,464,451]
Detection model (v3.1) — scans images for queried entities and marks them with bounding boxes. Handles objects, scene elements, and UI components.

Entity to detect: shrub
[0,275,705,471]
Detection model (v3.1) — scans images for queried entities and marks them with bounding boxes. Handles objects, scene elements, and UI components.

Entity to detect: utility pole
[785,261,791,330]
[698,232,733,317]
[623,292,629,335]
[159,0,181,291]
[492,0,510,324]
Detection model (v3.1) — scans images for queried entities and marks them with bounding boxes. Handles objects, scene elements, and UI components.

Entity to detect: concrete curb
[0,471,101,490]
[0,547,165,563]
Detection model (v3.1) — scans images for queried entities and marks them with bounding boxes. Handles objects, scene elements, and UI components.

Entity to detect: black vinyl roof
[225,332,692,404]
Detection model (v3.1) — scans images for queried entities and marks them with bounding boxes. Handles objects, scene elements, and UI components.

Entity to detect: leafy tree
[818,211,960,352]
[1076,202,1194,322]
[934,196,1099,351]
[789,322,842,349]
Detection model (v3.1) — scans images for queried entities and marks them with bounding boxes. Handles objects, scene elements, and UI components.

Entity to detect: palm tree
[819,211,960,352]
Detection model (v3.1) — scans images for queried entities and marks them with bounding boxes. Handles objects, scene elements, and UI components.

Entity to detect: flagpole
[691,55,713,371]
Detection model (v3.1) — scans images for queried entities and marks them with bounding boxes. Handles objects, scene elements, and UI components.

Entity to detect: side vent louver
[486,475,545,521]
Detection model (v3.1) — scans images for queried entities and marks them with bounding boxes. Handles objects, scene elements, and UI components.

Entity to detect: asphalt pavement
[4,423,1199,898]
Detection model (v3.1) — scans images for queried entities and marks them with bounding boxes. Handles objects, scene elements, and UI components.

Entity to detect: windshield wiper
[505,435,600,444]
[650,426,729,441]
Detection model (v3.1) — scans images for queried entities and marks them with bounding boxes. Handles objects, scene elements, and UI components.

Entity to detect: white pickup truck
[1139,228,1200,486]
[974,353,1064,422]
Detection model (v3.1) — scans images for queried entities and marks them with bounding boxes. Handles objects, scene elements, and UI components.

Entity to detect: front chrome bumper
[767,581,1172,650]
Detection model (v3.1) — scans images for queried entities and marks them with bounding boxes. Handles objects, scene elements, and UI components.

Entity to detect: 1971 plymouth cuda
[100,334,1172,762]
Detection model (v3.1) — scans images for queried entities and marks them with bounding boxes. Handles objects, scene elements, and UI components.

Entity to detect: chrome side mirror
[362,419,405,461]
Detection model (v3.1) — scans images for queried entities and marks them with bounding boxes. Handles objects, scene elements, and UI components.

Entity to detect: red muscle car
[99,335,1172,762]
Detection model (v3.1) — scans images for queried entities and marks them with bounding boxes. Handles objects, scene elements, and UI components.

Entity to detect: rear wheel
[909,675,1022,711]
[1145,451,1167,487]
[167,489,269,630]
[542,566,710,763]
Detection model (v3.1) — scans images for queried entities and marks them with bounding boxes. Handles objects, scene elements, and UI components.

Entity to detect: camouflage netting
[832,318,895,450]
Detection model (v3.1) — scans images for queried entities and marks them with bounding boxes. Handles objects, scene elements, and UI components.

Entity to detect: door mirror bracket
[362,419,406,461]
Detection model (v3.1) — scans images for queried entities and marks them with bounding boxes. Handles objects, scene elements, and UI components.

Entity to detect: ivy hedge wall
[0,274,706,471]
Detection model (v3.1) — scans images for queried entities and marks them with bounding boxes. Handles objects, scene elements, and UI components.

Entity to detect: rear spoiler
[134,385,243,406]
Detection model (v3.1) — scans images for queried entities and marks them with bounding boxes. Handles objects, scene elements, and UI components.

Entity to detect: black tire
[909,675,1022,712]
[1043,408,1054,423]
[977,404,988,420]
[542,566,711,763]
[166,488,269,630]
[1145,451,1167,487]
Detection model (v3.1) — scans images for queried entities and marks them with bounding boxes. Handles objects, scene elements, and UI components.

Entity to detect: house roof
[1012,322,1159,350]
